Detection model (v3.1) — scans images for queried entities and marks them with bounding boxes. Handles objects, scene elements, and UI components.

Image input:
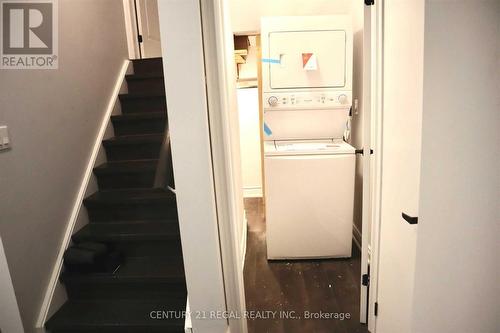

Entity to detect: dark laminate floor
[244,198,369,333]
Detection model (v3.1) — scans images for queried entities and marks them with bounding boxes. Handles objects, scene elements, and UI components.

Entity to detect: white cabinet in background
[237,88,262,197]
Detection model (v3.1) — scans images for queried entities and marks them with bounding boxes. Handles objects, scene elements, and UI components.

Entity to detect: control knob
[268,96,279,107]
[338,94,348,104]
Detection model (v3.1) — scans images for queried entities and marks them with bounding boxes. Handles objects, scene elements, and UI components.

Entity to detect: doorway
[157,0,427,331]
[230,3,371,332]
[123,0,162,59]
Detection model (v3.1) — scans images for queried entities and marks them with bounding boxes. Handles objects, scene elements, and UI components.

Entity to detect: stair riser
[112,118,166,136]
[133,59,163,75]
[85,203,177,222]
[104,143,162,162]
[72,237,182,256]
[127,78,165,95]
[120,97,167,114]
[95,172,156,190]
[115,239,182,257]
[65,282,187,301]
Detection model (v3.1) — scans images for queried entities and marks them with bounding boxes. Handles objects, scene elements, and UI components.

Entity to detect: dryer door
[269,30,346,89]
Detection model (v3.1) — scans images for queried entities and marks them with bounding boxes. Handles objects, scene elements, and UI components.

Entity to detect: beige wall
[412,1,500,332]
[230,0,351,34]
[0,0,128,331]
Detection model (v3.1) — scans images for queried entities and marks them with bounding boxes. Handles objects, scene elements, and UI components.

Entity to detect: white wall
[230,0,351,34]
[237,88,262,197]
[0,1,128,330]
[412,1,500,332]
[157,1,228,332]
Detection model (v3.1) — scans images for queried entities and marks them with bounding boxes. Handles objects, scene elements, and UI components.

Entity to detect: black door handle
[355,148,374,155]
[402,212,418,225]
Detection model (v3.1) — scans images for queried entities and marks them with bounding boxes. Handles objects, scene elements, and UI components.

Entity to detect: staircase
[45,58,186,333]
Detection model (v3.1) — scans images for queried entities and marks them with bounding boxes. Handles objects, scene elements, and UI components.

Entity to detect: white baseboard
[184,298,192,333]
[243,186,262,198]
[35,60,130,328]
[353,223,362,250]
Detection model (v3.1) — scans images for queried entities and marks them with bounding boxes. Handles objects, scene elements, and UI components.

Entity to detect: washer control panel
[263,92,351,110]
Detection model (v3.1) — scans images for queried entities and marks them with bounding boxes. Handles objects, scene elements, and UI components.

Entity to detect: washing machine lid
[265,139,355,156]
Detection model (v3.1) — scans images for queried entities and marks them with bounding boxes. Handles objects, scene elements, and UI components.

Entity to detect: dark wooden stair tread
[94,160,158,175]
[72,221,180,243]
[62,256,185,283]
[103,134,164,146]
[45,299,185,332]
[46,56,184,332]
[84,188,175,205]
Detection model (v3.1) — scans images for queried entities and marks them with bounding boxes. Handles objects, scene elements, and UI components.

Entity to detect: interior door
[372,0,425,332]
[136,0,162,58]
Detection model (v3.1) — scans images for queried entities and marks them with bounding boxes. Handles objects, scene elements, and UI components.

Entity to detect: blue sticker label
[262,58,281,64]
[264,123,273,136]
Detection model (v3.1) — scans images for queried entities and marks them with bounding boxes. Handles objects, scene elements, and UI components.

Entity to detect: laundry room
[228,0,368,331]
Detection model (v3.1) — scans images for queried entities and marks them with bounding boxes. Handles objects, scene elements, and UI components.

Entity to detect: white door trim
[360,1,373,324]
[200,0,248,332]
[136,0,163,58]
[122,0,141,59]
[368,0,384,331]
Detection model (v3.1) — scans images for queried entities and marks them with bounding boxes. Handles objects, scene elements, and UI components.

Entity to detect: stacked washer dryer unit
[262,16,355,260]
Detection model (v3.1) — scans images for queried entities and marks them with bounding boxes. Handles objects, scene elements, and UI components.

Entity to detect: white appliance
[262,16,354,259]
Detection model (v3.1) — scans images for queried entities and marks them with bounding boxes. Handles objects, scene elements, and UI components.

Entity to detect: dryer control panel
[263,91,352,110]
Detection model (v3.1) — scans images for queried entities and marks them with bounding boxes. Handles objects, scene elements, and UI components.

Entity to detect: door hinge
[365,0,375,5]
[362,273,370,286]
[138,34,143,43]
[374,302,379,316]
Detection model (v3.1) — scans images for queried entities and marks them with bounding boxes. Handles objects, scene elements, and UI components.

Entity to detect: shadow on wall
[350,25,364,245]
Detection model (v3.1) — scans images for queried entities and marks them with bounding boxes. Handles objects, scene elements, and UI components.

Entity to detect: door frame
[199,0,249,333]
[366,0,384,331]
[122,0,141,59]
[360,0,373,325]
[205,0,385,332]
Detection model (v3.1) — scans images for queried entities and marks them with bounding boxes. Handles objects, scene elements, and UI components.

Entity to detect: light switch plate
[0,125,10,151]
